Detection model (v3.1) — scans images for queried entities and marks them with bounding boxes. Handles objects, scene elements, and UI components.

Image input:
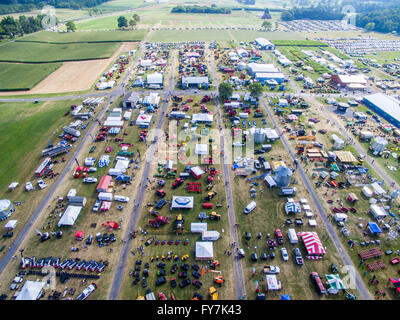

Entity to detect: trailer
[35,157,52,177]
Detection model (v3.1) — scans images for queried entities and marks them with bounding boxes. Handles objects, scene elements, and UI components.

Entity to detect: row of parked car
[21,256,108,273]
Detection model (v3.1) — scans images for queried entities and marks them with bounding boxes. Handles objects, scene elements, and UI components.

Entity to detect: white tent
[202,231,220,241]
[136,114,153,127]
[16,281,45,300]
[171,196,194,209]
[195,144,208,155]
[370,204,387,220]
[371,182,386,197]
[8,182,18,191]
[362,186,373,198]
[195,241,214,260]
[191,223,207,233]
[4,219,17,230]
[115,160,130,171]
[57,206,82,227]
[265,274,282,291]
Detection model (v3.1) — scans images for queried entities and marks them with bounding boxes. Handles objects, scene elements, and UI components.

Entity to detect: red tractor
[172,178,184,189]
[149,216,169,228]
[156,189,166,197]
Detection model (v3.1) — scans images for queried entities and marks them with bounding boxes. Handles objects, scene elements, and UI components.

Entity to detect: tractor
[214,275,224,287]
[156,189,166,197]
[174,214,184,234]
[203,191,217,202]
[172,178,184,189]
[209,287,218,300]
[149,216,169,228]
[209,212,221,221]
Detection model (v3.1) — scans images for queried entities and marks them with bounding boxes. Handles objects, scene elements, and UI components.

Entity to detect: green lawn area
[0,41,120,63]
[365,51,400,64]
[0,62,62,91]
[0,100,77,191]
[17,30,147,43]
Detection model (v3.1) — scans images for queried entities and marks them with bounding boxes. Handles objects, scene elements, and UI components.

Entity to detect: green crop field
[0,100,77,191]
[0,62,62,91]
[17,30,147,43]
[272,39,328,47]
[0,41,120,63]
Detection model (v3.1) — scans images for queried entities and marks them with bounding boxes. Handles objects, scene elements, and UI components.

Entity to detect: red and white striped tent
[299,231,326,260]
[100,201,112,212]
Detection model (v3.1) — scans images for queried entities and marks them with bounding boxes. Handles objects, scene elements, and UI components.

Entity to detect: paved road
[261,97,372,300]
[108,51,176,300]
[208,49,247,299]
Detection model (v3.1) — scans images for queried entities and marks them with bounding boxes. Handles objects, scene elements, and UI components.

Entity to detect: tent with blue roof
[368,222,382,234]
[281,294,291,300]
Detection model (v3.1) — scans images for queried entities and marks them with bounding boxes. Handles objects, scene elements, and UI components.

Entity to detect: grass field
[0,41,121,63]
[17,30,147,43]
[0,62,62,91]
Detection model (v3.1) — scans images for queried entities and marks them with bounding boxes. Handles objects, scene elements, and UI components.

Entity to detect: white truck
[114,195,130,203]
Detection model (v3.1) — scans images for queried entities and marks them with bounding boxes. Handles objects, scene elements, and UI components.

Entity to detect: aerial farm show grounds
[3,0,400,304]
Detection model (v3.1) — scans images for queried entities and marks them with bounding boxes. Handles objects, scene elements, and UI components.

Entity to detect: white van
[98,192,113,201]
[114,195,130,203]
[334,213,348,222]
[287,228,298,244]
[244,201,257,214]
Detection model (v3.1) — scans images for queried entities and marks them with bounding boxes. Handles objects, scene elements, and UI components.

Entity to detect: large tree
[248,82,264,99]
[218,82,233,101]
[262,21,272,30]
[117,16,128,28]
[132,13,140,22]
[66,21,76,32]
[129,19,136,29]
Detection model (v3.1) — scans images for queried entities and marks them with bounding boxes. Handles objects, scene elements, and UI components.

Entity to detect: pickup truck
[263,265,280,274]
[293,248,304,265]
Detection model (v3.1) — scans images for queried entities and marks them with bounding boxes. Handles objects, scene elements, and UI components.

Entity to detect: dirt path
[0,42,138,96]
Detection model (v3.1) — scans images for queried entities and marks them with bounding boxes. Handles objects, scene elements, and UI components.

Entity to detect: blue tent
[281,295,291,300]
[368,222,382,234]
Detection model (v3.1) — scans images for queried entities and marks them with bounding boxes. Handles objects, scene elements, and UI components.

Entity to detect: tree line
[357,8,400,34]
[0,0,109,14]
[0,14,48,38]
[171,5,231,14]
[281,5,345,21]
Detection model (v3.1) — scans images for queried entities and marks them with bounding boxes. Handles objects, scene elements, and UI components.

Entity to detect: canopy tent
[368,221,382,234]
[4,219,17,230]
[195,241,214,260]
[75,230,84,240]
[325,274,346,294]
[191,223,207,233]
[16,281,45,300]
[362,186,373,198]
[346,193,359,203]
[97,175,112,193]
[195,144,208,155]
[370,204,387,220]
[280,295,291,300]
[105,221,120,230]
[334,151,357,163]
[202,230,220,241]
[8,182,19,190]
[265,274,282,291]
[100,201,112,211]
[299,231,326,259]
[371,182,386,197]
[171,196,194,210]
[271,161,286,171]
[57,206,82,227]
[285,202,301,215]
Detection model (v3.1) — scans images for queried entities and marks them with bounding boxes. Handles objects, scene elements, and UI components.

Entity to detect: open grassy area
[0,62,62,91]
[0,41,121,63]
[17,30,147,43]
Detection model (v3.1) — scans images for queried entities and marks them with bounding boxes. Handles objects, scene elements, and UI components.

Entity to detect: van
[287,228,298,244]
[334,213,348,222]
[263,161,271,171]
[279,187,297,196]
[244,201,256,214]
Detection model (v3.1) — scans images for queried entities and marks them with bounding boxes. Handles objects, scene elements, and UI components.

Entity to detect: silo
[273,166,293,188]
[0,199,15,220]
[254,128,265,144]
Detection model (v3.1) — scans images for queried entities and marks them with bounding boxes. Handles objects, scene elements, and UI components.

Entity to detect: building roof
[146,72,163,84]
[255,38,275,47]
[192,113,213,123]
[182,76,209,84]
[335,74,367,84]
[255,72,285,79]
[247,63,280,74]
[195,241,214,259]
[364,93,400,124]
[171,196,194,209]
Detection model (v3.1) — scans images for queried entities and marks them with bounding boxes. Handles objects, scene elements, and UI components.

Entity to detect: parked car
[263,265,280,274]
[179,278,191,288]
[293,248,304,265]
[86,235,92,245]
[93,200,101,212]
[281,247,289,261]
[254,160,261,170]
[155,276,166,286]
[83,177,97,184]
